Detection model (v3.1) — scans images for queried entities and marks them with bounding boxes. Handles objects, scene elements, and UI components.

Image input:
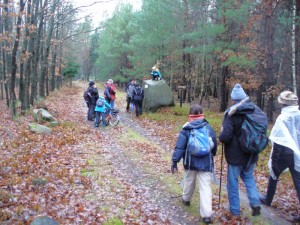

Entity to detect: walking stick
[218,143,224,209]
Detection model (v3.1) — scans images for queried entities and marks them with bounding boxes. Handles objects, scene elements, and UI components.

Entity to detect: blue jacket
[95,97,111,112]
[219,98,260,166]
[172,119,217,171]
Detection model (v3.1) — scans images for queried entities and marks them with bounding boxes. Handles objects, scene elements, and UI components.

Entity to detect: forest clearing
[0,81,298,224]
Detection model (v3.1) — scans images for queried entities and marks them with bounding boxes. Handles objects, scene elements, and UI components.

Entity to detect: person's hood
[226,97,255,116]
[183,119,208,130]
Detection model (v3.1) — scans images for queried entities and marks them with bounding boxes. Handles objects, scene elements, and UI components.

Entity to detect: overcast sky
[71,0,142,27]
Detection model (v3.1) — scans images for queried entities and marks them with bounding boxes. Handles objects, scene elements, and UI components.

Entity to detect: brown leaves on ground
[0,82,299,224]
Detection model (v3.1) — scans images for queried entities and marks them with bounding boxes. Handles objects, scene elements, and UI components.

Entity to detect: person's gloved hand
[171,162,178,174]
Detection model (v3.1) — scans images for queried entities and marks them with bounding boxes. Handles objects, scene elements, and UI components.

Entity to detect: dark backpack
[134,87,143,100]
[104,86,111,100]
[96,98,105,107]
[238,108,268,154]
[186,126,211,157]
[83,90,91,103]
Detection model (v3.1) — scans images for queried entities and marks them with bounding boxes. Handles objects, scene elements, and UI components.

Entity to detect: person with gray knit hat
[219,83,265,217]
[260,91,300,222]
[230,83,247,100]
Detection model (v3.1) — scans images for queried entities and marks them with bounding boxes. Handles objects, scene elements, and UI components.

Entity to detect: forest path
[77,81,292,225]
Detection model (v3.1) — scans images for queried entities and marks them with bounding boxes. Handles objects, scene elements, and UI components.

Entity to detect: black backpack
[134,87,143,100]
[238,107,268,154]
[83,90,91,103]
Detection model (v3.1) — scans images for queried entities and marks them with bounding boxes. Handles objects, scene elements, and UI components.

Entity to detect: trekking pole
[218,143,224,209]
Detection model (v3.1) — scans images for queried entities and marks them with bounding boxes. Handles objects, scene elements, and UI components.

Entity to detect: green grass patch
[103,217,123,225]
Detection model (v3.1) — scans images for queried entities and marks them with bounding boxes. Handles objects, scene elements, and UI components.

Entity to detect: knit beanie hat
[89,81,95,86]
[278,91,298,106]
[231,83,247,100]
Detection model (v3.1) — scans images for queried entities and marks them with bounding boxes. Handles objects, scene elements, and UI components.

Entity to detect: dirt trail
[77,81,292,225]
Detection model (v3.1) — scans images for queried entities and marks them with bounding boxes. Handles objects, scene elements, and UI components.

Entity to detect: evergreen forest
[1,0,300,122]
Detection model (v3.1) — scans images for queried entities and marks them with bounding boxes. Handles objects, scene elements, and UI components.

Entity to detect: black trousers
[134,99,143,116]
[126,96,132,111]
[87,104,96,121]
[265,145,300,204]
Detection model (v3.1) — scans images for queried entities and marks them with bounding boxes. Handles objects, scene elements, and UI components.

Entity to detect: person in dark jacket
[132,83,144,117]
[219,83,262,217]
[260,91,300,222]
[87,81,99,121]
[171,104,217,224]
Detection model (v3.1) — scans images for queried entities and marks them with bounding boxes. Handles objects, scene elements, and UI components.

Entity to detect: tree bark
[265,0,275,123]
[2,0,11,107]
[19,0,32,114]
[10,0,25,117]
[40,0,58,98]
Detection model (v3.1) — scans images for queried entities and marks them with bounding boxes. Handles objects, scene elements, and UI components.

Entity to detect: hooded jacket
[219,98,260,166]
[172,119,217,171]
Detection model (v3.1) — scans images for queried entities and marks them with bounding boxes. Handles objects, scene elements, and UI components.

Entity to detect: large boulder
[30,216,58,225]
[142,80,174,112]
[33,109,55,122]
[28,123,52,134]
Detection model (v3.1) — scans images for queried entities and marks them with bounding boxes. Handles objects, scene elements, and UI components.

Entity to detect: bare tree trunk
[182,0,189,102]
[292,0,297,95]
[0,0,3,101]
[19,0,32,115]
[50,20,59,91]
[2,0,11,107]
[265,0,275,123]
[296,0,300,106]
[40,0,57,98]
[31,0,47,104]
[219,66,229,112]
[25,0,39,107]
[10,0,25,117]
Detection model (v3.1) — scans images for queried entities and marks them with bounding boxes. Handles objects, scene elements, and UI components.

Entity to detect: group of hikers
[125,79,144,117]
[84,79,116,127]
[84,75,300,223]
[171,83,300,224]
[84,78,145,127]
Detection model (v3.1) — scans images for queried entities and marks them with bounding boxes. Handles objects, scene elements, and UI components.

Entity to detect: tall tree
[10,0,25,117]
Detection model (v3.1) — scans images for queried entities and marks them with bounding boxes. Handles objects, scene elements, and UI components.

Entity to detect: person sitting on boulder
[151,66,161,80]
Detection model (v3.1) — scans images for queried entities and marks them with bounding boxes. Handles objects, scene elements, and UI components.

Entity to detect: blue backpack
[186,126,211,157]
[238,107,268,154]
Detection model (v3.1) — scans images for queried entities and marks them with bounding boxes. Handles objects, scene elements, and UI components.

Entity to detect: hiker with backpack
[218,83,267,217]
[94,95,111,127]
[132,83,144,117]
[260,91,300,221]
[125,79,136,113]
[87,81,99,121]
[171,104,217,224]
[104,79,116,109]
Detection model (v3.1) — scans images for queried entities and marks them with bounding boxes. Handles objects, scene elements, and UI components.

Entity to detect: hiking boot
[181,197,190,206]
[293,216,300,222]
[260,195,271,206]
[202,217,212,224]
[251,206,261,216]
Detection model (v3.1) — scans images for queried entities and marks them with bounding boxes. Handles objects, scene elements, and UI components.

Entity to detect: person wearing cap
[260,91,300,220]
[87,81,99,121]
[219,83,262,217]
